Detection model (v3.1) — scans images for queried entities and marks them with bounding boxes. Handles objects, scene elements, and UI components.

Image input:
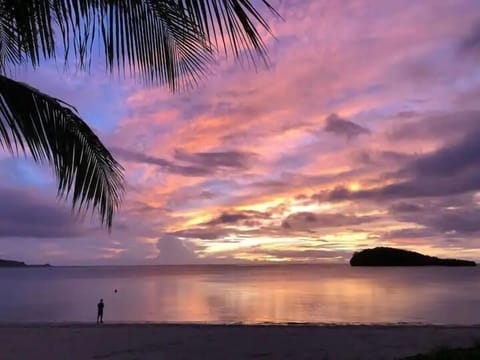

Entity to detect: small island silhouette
[350,247,476,267]
[0,259,51,268]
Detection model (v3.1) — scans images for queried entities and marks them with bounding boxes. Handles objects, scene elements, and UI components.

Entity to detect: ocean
[1,264,480,324]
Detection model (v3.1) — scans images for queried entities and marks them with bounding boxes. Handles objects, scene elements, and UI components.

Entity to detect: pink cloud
[3,0,480,264]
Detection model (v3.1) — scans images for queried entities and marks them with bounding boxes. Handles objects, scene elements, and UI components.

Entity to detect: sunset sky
[2,0,480,265]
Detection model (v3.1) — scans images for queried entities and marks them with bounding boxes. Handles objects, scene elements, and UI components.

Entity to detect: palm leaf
[0,0,56,69]
[54,0,216,90]
[174,0,279,65]
[0,0,277,89]
[0,74,124,229]
[0,1,26,72]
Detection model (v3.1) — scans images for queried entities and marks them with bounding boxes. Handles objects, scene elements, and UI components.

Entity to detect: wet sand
[1,324,479,359]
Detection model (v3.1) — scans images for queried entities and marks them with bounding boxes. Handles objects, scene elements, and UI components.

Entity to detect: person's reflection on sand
[97,299,104,323]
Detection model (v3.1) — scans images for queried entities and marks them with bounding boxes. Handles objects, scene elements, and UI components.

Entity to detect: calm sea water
[1,265,480,324]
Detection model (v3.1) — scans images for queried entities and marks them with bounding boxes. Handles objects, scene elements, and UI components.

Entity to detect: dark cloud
[174,149,256,170]
[113,147,210,176]
[156,235,199,264]
[207,212,249,225]
[313,186,351,202]
[423,208,480,234]
[113,147,256,177]
[354,150,411,167]
[460,22,480,53]
[311,130,480,242]
[0,188,82,238]
[282,211,377,231]
[170,227,230,240]
[164,183,225,210]
[409,130,480,177]
[380,194,480,239]
[324,173,480,203]
[206,210,271,226]
[389,202,424,214]
[247,179,287,191]
[319,130,480,202]
[295,194,309,201]
[169,219,288,243]
[324,113,370,138]
[388,111,480,143]
[393,203,480,235]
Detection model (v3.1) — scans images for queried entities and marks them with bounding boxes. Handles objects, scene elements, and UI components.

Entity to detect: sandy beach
[1,324,479,359]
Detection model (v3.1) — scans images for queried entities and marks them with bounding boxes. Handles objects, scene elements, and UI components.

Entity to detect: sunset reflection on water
[1,265,480,324]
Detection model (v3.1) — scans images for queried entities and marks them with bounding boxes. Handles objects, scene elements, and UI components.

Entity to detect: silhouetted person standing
[97,299,104,323]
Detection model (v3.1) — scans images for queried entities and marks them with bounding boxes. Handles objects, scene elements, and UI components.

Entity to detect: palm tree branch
[173,0,277,65]
[0,1,277,88]
[0,74,124,228]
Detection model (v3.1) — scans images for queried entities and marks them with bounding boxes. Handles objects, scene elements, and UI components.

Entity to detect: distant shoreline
[0,264,52,268]
[0,259,51,268]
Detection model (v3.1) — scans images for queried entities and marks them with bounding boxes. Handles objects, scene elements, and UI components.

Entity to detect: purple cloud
[324,114,370,139]
[0,187,82,238]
